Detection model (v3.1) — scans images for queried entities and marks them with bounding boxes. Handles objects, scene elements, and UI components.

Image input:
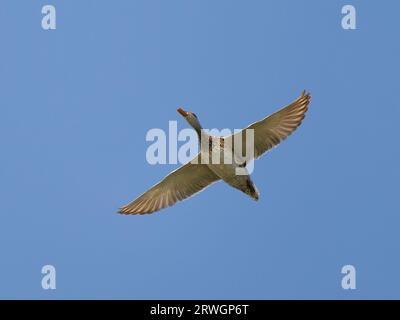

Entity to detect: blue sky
[0,0,399,299]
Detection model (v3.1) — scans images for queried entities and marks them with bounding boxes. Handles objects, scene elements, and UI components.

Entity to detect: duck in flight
[119,91,311,215]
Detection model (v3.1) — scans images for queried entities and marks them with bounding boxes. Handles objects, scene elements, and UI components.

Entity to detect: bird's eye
[192,113,197,118]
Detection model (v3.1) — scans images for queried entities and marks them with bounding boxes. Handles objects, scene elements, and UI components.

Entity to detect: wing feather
[231,91,311,161]
[119,155,220,215]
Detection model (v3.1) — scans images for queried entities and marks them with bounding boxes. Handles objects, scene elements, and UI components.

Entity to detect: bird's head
[177,107,202,131]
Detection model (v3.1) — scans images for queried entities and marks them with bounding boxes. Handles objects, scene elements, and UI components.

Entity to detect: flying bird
[119,91,311,215]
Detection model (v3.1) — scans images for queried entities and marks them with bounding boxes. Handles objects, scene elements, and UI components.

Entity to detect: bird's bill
[177,107,189,117]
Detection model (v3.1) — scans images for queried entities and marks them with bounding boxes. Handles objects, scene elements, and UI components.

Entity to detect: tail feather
[246,179,259,201]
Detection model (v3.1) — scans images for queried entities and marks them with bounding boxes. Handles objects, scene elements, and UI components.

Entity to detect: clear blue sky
[1,0,399,299]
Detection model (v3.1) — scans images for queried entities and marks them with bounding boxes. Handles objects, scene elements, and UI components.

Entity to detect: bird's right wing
[230,91,311,161]
[119,155,220,215]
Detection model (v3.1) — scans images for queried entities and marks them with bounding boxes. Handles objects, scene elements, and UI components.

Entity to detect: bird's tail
[247,179,260,201]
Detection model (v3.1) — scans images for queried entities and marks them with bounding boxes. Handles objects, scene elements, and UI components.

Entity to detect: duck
[119,91,311,215]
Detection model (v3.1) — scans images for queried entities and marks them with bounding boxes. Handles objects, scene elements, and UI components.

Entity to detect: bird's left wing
[119,155,220,215]
[229,91,311,162]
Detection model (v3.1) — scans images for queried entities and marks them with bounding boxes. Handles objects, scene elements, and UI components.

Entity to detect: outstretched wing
[119,155,220,215]
[231,91,311,161]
